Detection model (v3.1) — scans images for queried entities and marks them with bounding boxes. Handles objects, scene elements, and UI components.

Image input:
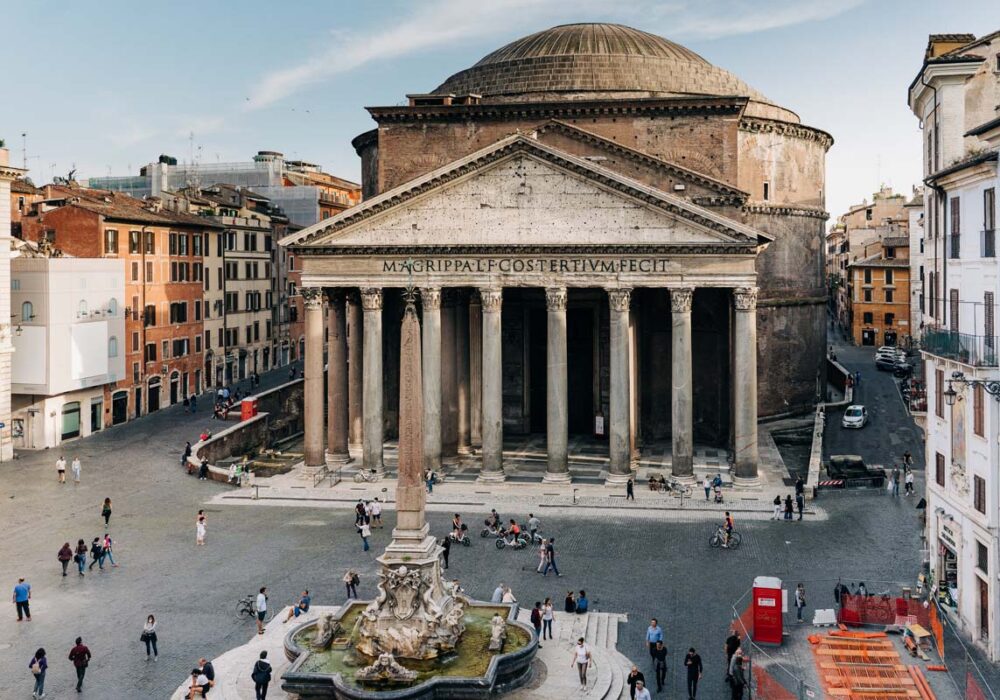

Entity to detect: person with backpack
[68,637,91,692]
[29,647,47,698]
[74,540,87,576]
[252,650,272,700]
[101,498,112,526]
[57,543,73,577]
[530,602,543,648]
[343,570,359,599]
[88,537,104,571]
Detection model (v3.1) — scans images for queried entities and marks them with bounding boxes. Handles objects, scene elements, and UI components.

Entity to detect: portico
[287,135,769,485]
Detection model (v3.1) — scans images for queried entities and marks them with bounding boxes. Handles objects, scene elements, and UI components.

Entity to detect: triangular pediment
[284,136,769,251]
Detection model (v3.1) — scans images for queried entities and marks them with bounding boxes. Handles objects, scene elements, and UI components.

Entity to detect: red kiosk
[751,575,784,645]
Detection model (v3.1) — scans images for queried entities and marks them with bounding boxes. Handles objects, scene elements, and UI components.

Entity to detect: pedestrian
[142,615,158,659]
[371,498,383,528]
[102,533,117,567]
[527,513,540,542]
[359,520,371,552]
[198,458,210,480]
[71,457,81,484]
[88,537,104,571]
[101,498,112,527]
[626,665,646,700]
[794,476,804,500]
[363,500,373,525]
[283,590,311,623]
[891,466,901,497]
[56,456,66,484]
[68,637,91,692]
[903,450,913,468]
[542,597,554,640]
[772,494,781,520]
[684,647,703,699]
[57,543,73,577]
[256,586,268,635]
[626,478,635,501]
[905,467,915,496]
[634,679,652,700]
[795,583,806,623]
[502,585,517,605]
[343,570,359,599]
[182,441,192,466]
[491,583,505,603]
[783,495,794,520]
[854,370,861,387]
[729,654,746,699]
[74,539,87,576]
[354,500,365,526]
[536,539,547,573]
[646,618,663,661]
[196,510,207,546]
[183,395,190,413]
[29,647,47,698]
[190,393,198,413]
[576,590,589,614]
[441,537,450,570]
[724,630,741,669]
[571,637,592,688]
[564,590,577,613]
[530,602,543,648]
[13,577,31,621]
[652,640,667,692]
[796,493,804,521]
[251,650,272,700]
[542,537,561,577]
[703,475,711,501]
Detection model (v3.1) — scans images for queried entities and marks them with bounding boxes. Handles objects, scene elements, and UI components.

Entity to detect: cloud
[247,0,867,109]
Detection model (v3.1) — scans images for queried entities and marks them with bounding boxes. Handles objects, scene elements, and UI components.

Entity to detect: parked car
[876,348,906,362]
[875,355,904,371]
[825,455,886,487]
[892,361,914,378]
[841,405,868,429]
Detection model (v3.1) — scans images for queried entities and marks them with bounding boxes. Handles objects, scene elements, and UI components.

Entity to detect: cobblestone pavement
[0,354,935,699]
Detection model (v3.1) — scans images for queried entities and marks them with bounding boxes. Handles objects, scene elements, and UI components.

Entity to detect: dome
[434,23,796,121]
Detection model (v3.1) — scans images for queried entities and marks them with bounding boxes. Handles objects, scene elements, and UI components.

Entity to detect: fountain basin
[282,602,536,699]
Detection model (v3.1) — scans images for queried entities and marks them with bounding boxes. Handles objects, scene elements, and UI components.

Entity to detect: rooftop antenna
[21,133,27,170]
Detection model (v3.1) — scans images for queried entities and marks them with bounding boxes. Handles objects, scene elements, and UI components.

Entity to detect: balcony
[949,234,961,259]
[920,328,998,367]
[982,229,996,258]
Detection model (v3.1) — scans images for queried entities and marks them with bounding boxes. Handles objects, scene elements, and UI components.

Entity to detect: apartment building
[847,237,911,346]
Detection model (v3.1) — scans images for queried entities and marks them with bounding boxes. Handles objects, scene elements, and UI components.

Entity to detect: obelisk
[392,292,427,539]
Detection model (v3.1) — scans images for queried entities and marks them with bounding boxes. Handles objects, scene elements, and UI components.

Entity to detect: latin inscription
[383,258,672,274]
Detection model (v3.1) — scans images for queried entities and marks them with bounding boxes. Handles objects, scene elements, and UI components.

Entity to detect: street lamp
[945,370,1000,406]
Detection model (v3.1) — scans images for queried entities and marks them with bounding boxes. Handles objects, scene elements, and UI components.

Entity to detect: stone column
[302,287,326,470]
[670,287,695,481]
[456,292,472,454]
[325,290,350,464]
[606,288,633,485]
[479,288,505,482]
[440,294,458,462]
[544,287,570,483]
[468,291,483,449]
[420,288,442,472]
[733,287,760,485]
[360,288,384,474]
[347,291,363,450]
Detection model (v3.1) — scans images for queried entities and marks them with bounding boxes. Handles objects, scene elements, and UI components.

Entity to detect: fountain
[282,290,537,699]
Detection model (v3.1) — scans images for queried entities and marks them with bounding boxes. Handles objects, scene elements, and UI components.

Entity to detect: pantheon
[284,23,831,486]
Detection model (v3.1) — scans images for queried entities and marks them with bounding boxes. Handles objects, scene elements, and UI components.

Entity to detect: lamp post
[944,371,1000,406]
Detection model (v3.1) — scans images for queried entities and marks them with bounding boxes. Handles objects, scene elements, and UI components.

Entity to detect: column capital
[302,287,324,309]
[420,287,442,310]
[669,287,694,313]
[359,287,384,311]
[325,288,347,305]
[545,287,567,311]
[468,289,482,307]
[480,288,503,313]
[606,288,632,313]
[733,287,759,311]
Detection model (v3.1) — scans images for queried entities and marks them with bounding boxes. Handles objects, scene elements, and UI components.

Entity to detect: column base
[604,471,634,486]
[477,470,506,483]
[325,450,352,466]
[732,473,761,489]
[457,445,473,456]
[542,471,572,484]
[670,473,697,486]
[300,464,326,481]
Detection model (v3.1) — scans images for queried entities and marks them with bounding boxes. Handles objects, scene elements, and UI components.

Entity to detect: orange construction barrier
[928,603,945,658]
[753,664,798,700]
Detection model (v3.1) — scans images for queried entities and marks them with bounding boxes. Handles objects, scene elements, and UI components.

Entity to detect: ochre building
[285,23,832,485]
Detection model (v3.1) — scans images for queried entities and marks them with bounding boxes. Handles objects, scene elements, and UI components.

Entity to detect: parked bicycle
[709,525,742,549]
[354,468,381,483]
[236,594,270,621]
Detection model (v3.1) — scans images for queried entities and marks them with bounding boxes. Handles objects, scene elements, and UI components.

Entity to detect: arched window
[108,298,118,316]
[20,301,33,321]
[78,300,88,316]
[108,336,118,358]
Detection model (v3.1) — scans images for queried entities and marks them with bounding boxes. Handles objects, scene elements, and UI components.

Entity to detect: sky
[3,0,999,221]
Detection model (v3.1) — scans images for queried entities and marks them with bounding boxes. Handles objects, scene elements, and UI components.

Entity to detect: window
[169,302,188,324]
[129,230,140,253]
[194,300,201,321]
[936,452,945,486]
[289,256,295,271]
[884,313,894,327]
[950,289,959,333]
[144,230,155,254]
[263,235,272,252]
[131,262,139,281]
[192,234,202,256]
[973,383,985,436]
[863,289,872,302]
[20,301,33,321]
[179,234,189,256]
[245,262,253,279]
[225,262,239,280]
[936,369,944,418]
[144,304,156,327]
[144,343,157,362]
[78,300,88,316]
[145,261,153,282]
[10,279,19,291]
[225,292,238,312]
[884,289,894,303]
[204,300,210,319]
[104,229,118,254]
[131,296,139,320]
[885,269,894,285]
[172,338,189,357]
[951,196,961,234]
[885,247,896,259]
[195,335,202,353]
[978,542,989,574]
[170,262,177,282]
[169,233,178,255]
[225,232,236,251]
[863,269,872,284]
[975,475,987,514]
[108,336,118,358]
[132,332,139,352]
[205,330,211,348]
[987,292,995,348]
[108,298,118,316]
[266,320,272,339]
[133,362,140,384]
[162,340,169,359]
[863,312,874,324]
[987,188,996,231]
[193,263,202,282]
[865,208,873,221]
[253,322,260,342]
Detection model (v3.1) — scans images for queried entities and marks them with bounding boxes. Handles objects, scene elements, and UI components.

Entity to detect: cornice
[0,165,27,182]
[739,117,834,151]
[743,203,830,221]
[293,243,757,256]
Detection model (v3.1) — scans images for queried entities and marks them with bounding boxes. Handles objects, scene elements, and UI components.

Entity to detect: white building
[0,148,22,462]
[10,256,126,449]
[905,187,930,335]
[909,30,1000,659]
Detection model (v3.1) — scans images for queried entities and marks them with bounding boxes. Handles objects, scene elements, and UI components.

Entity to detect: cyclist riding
[485,509,501,530]
[722,511,735,548]
[504,519,522,545]
[451,514,463,540]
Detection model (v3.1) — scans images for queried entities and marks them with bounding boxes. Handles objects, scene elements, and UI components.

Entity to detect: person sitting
[187,668,211,698]
[485,509,501,530]
[576,590,589,614]
[283,590,311,623]
[505,519,522,544]
[713,485,724,503]
[451,514,463,540]
[564,590,577,613]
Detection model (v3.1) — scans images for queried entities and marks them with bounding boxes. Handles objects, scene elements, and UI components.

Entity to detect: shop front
[937,519,961,610]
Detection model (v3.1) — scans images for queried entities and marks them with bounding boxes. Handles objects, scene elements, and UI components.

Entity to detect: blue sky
[3,0,999,219]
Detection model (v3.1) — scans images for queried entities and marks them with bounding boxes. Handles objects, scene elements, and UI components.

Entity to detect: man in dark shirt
[684,647,703,699]
[68,636,91,691]
[724,632,741,674]
[199,656,216,682]
[651,640,668,692]
[626,665,646,699]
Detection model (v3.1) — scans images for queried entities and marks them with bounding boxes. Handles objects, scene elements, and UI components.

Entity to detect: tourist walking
[190,393,198,412]
[634,679,652,700]
[142,615,158,659]
[891,466,901,497]
[182,441,192,466]
[344,570,359,599]
[359,521,371,551]
[684,647,703,699]
[196,510,207,545]
[530,602,543,647]
[71,457,81,484]
[197,458,210,480]
[536,540,547,573]
[729,654,746,699]
[371,498,383,528]
[56,456,66,484]
[542,537,561,577]
[101,498,112,527]
[571,637,592,688]
[652,640,667,692]
[68,637,91,692]
[903,450,913,468]
[626,479,635,501]
[905,467,915,495]
[795,583,806,622]
[772,495,781,520]
[646,618,663,660]
[13,577,31,621]
[29,647,47,698]
[74,539,87,576]
[441,537,450,569]
[491,583,504,603]
[703,475,712,501]
[626,665,646,700]
[57,543,73,577]
[101,533,116,567]
[88,537,104,571]
[783,495,794,520]
[724,631,741,669]
[796,493,804,521]
[252,650,272,700]
[542,597,554,639]
[256,587,269,635]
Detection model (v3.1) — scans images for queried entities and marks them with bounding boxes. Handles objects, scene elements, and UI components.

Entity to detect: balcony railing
[949,234,961,259]
[983,229,996,258]
[920,328,998,367]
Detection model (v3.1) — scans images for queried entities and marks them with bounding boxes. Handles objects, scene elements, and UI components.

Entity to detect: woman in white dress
[196,510,207,545]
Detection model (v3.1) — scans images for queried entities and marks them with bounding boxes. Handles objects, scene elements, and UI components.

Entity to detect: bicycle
[354,469,381,483]
[236,594,271,621]
[709,525,742,549]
